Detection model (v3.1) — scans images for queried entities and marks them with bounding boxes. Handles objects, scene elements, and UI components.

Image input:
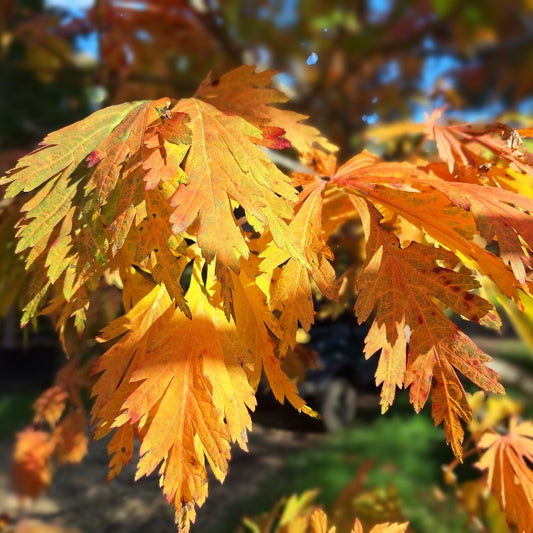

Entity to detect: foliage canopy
[2,63,533,532]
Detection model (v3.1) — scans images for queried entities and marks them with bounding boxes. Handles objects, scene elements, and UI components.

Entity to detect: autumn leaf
[309,508,335,533]
[475,417,533,533]
[332,151,527,304]
[10,428,55,500]
[0,196,31,317]
[264,176,339,354]
[92,266,255,531]
[352,198,503,456]
[0,101,145,197]
[0,99,166,326]
[194,65,338,159]
[168,96,303,271]
[351,520,409,533]
[425,108,533,175]
[421,177,533,285]
[33,385,68,428]
[53,410,88,466]
[227,255,313,413]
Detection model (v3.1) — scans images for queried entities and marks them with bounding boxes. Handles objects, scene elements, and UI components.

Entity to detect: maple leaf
[91,250,315,530]
[309,508,335,533]
[92,266,259,531]
[0,96,197,331]
[52,411,88,466]
[475,418,533,533]
[422,177,533,285]
[33,385,68,428]
[264,176,339,354]
[226,255,314,413]
[352,198,503,456]
[425,108,533,175]
[0,196,29,317]
[194,65,338,160]
[332,151,528,304]
[0,99,170,326]
[167,96,303,271]
[0,101,144,198]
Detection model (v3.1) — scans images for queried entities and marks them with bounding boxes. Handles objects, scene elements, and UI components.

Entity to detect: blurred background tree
[2,0,533,166]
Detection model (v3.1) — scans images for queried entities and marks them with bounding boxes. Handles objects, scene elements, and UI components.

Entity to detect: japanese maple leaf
[0,101,144,197]
[0,99,175,327]
[52,410,88,466]
[133,185,192,316]
[476,418,533,533]
[32,385,68,428]
[353,198,503,456]
[10,428,55,500]
[194,65,338,159]
[421,177,533,285]
[225,253,314,413]
[155,96,304,272]
[425,108,533,175]
[332,152,527,304]
[92,265,261,531]
[264,176,339,354]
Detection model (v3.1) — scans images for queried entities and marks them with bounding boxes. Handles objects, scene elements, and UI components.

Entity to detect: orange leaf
[33,385,68,428]
[10,428,55,500]
[476,418,533,533]
[194,65,337,159]
[168,96,302,270]
[0,99,168,327]
[265,178,339,354]
[425,108,533,175]
[53,410,88,466]
[352,199,503,456]
[422,178,533,285]
[92,265,262,531]
[333,151,529,304]
[105,424,135,483]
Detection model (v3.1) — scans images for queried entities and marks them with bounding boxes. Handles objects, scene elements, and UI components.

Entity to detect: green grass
[213,407,472,533]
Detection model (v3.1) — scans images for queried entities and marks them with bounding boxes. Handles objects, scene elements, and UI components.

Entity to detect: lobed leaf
[476,418,533,533]
[352,198,503,456]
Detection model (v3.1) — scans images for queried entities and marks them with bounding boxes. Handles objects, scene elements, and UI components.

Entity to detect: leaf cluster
[1,66,533,531]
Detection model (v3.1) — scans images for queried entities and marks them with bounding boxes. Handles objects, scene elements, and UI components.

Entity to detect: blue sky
[46,0,93,8]
[44,0,519,123]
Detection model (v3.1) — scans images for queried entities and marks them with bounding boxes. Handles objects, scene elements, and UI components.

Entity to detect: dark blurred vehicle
[299,318,377,431]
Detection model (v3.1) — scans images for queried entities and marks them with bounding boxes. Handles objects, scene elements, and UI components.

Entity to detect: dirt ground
[0,411,325,533]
